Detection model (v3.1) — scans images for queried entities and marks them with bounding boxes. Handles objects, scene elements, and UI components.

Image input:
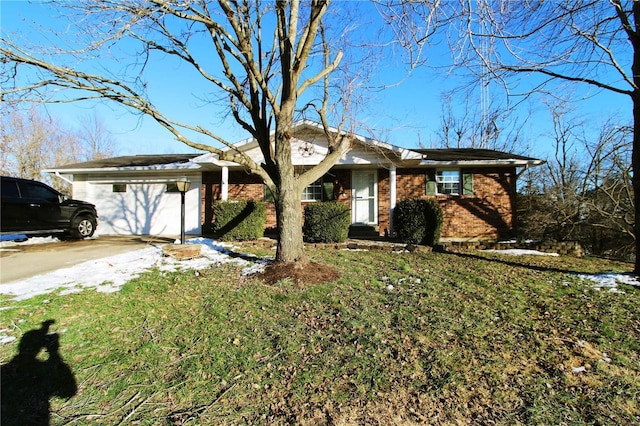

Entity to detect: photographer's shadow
[1,319,77,425]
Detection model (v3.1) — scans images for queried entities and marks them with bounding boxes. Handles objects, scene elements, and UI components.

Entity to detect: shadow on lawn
[1,319,77,426]
[446,249,634,276]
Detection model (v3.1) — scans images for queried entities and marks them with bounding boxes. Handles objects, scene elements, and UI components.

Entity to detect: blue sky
[1,1,630,161]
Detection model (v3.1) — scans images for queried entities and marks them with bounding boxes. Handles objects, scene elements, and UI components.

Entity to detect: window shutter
[322,179,335,201]
[264,185,275,202]
[426,170,437,196]
[462,172,474,195]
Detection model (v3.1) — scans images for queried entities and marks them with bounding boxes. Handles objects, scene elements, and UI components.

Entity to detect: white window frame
[301,179,323,202]
[436,170,461,195]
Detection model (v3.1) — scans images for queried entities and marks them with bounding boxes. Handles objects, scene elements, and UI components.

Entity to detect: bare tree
[1,0,358,264]
[434,93,527,153]
[583,121,634,258]
[518,105,634,259]
[0,107,82,192]
[76,113,117,161]
[381,0,640,272]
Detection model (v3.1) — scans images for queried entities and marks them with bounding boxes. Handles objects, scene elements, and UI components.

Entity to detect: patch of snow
[0,335,16,345]
[577,272,640,294]
[572,366,587,374]
[0,238,268,302]
[482,249,560,257]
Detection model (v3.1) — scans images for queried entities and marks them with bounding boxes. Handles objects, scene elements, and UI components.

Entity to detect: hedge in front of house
[211,200,266,241]
[422,198,443,246]
[303,202,351,243]
[394,198,443,245]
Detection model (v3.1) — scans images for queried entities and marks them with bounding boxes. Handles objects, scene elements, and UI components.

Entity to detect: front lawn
[1,247,638,425]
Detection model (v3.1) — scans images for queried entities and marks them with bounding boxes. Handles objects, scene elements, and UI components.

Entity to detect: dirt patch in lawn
[256,261,340,286]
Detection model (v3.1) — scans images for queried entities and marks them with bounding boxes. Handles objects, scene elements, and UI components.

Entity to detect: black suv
[1,176,98,239]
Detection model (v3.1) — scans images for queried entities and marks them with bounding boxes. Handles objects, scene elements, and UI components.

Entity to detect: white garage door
[85,178,201,236]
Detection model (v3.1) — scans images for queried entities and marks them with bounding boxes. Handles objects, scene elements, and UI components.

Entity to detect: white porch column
[221,166,229,201]
[389,163,397,237]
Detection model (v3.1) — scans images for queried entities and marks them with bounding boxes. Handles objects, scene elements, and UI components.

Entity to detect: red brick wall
[394,167,516,240]
[202,167,517,240]
[378,169,390,236]
[202,169,352,234]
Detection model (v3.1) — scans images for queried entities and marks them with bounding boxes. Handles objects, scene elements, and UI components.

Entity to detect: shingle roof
[53,154,200,169]
[414,148,539,162]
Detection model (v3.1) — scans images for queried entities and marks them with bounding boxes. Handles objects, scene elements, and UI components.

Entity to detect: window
[166,183,179,193]
[264,177,334,202]
[113,184,127,193]
[436,170,460,195]
[1,180,19,198]
[301,179,323,201]
[21,182,59,202]
[426,169,473,196]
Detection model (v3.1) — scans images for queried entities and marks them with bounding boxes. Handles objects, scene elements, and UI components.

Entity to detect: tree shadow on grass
[1,319,77,426]
[444,249,635,277]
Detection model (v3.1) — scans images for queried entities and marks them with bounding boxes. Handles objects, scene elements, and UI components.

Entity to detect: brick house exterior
[47,121,542,240]
[200,165,520,241]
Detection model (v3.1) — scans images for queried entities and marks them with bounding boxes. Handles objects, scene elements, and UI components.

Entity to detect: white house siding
[79,175,202,236]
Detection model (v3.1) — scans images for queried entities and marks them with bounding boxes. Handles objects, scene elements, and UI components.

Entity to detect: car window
[1,180,20,198]
[21,182,59,203]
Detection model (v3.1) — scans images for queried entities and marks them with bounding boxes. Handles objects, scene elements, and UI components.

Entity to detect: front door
[352,170,378,225]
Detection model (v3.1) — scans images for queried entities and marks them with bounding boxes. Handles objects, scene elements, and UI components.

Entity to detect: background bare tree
[1,0,361,265]
[433,93,527,153]
[0,107,116,194]
[381,0,640,271]
[518,105,634,260]
[76,113,116,161]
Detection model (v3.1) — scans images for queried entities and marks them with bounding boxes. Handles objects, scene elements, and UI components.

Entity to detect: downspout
[516,163,529,178]
[53,171,73,185]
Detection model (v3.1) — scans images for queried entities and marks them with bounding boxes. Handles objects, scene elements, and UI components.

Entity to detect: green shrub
[211,200,266,241]
[394,198,426,244]
[394,198,443,245]
[423,198,443,246]
[303,202,351,243]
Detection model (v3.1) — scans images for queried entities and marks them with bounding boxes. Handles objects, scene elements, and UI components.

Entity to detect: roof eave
[43,163,203,174]
[419,159,545,167]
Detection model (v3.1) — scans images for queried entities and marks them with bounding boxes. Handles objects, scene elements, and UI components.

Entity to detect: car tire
[71,215,96,239]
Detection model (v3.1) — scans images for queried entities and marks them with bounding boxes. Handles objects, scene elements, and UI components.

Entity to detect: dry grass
[1,247,638,425]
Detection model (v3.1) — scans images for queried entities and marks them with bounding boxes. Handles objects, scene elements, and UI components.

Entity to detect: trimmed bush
[394,198,443,245]
[211,200,266,241]
[304,202,351,243]
[423,198,443,246]
[394,198,426,244]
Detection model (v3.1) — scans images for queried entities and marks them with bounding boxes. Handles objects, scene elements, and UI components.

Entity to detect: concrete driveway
[0,236,174,283]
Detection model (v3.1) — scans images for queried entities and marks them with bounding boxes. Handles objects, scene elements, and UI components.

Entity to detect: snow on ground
[482,248,560,257]
[482,248,639,293]
[0,234,61,246]
[0,238,269,302]
[1,239,637,304]
[576,272,640,294]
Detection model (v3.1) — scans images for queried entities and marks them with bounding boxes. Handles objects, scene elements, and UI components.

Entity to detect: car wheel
[71,215,96,239]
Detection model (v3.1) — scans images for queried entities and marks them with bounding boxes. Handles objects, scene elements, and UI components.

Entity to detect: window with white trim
[436,170,460,195]
[301,179,323,201]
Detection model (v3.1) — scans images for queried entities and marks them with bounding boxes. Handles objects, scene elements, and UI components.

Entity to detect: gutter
[52,171,73,185]
[419,159,545,167]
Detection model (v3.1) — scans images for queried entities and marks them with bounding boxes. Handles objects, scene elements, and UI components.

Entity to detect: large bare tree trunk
[273,124,306,263]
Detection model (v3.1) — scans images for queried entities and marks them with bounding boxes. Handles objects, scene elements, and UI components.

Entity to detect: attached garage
[46,155,203,236]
